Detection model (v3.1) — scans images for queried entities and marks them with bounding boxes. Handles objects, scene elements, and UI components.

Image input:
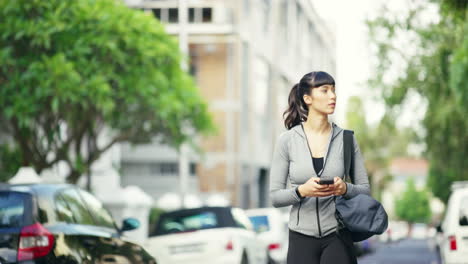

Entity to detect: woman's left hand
[332,177,347,196]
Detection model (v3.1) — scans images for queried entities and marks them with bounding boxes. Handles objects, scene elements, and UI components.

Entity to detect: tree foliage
[367,0,467,203]
[346,96,417,199]
[395,178,431,224]
[0,0,216,183]
[0,144,22,182]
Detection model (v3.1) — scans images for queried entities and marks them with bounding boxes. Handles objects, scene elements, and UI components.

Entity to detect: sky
[311,0,384,125]
[310,0,428,134]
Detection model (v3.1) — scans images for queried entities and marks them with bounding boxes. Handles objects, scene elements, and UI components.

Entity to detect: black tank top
[312,157,324,175]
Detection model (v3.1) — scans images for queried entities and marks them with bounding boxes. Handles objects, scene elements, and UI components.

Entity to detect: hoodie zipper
[316,198,321,237]
[297,200,302,225]
[301,123,335,238]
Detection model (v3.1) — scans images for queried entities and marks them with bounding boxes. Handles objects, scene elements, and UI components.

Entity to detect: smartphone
[318,179,334,185]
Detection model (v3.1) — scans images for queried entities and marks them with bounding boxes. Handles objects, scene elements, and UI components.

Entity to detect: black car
[0,183,157,264]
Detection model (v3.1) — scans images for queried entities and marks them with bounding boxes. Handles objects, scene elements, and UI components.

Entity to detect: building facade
[122,0,336,208]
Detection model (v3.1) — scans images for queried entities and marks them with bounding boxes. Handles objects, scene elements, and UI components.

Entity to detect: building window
[189,45,198,77]
[189,8,196,22]
[168,8,179,23]
[160,163,178,174]
[148,162,178,175]
[152,8,161,20]
[187,7,212,23]
[122,161,198,177]
[202,8,212,23]
[190,162,197,175]
[189,57,197,77]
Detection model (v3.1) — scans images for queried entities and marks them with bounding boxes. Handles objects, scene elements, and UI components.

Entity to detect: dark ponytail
[283,83,307,130]
[283,71,335,130]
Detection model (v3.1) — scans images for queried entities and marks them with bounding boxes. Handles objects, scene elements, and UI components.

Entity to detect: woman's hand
[298,177,348,197]
[332,177,347,196]
[298,177,335,197]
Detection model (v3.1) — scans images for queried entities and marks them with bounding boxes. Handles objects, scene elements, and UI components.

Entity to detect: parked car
[146,206,268,264]
[245,208,288,264]
[0,183,157,264]
[439,184,468,264]
[435,223,444,253]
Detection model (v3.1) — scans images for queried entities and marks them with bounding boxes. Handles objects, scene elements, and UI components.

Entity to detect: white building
[122,0,336,208]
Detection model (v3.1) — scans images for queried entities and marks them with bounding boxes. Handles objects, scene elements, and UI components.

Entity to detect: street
[358,239,441,264]
[1,0,467,263]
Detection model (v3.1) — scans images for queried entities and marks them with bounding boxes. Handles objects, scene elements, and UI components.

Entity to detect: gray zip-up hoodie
[269,122,370,238]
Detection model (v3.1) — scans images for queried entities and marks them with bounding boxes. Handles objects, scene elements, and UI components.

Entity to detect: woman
[269,71,370,264]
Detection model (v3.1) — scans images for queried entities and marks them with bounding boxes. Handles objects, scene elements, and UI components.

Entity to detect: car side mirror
[120,218,140,233]
[436,224,443,233]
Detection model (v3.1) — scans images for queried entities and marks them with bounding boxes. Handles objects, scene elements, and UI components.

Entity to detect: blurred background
[0,0,467,263]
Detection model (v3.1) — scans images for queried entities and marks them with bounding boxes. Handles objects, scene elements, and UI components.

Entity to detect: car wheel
[241,251,249,264]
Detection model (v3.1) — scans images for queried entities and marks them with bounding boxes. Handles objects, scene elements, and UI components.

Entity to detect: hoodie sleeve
[343,134,371,199]
[269,132,303,208]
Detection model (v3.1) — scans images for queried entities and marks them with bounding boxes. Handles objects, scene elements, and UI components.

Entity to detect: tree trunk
[407,222,413,238]
[66,169,82,184]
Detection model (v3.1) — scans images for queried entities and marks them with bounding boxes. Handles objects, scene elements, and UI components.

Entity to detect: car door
[455,194,468,255]
[77,189,155,264]
[231,208,268,264]
[52,188,106,263]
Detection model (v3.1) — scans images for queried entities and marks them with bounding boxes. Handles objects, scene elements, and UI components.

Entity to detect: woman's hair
[283,71,335,130]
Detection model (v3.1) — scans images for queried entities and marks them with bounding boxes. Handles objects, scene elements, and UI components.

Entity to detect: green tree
[395,178,431,224]
[0,0,216,183]
[0,144,22,182]
[367,0,467,203]
[346,96,417,199]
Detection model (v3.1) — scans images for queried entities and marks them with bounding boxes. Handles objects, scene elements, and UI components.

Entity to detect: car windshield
[156,211,219,235]
[0,192,28,228]
[248,215,270,233]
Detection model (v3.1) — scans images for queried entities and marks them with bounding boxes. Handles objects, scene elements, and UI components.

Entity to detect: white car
[439,184,468,264]
[245,208,288,264]
[145,206,268,264]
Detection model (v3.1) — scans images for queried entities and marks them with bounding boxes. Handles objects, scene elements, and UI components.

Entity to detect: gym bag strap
[335,130,389,243]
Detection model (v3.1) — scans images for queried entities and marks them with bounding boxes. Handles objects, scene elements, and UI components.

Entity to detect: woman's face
[303,84,336,115]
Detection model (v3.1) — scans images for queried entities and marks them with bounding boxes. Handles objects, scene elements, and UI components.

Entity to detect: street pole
[178,0,189,209]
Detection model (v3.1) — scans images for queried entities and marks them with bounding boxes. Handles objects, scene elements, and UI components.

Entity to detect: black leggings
[287,229,357,264]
